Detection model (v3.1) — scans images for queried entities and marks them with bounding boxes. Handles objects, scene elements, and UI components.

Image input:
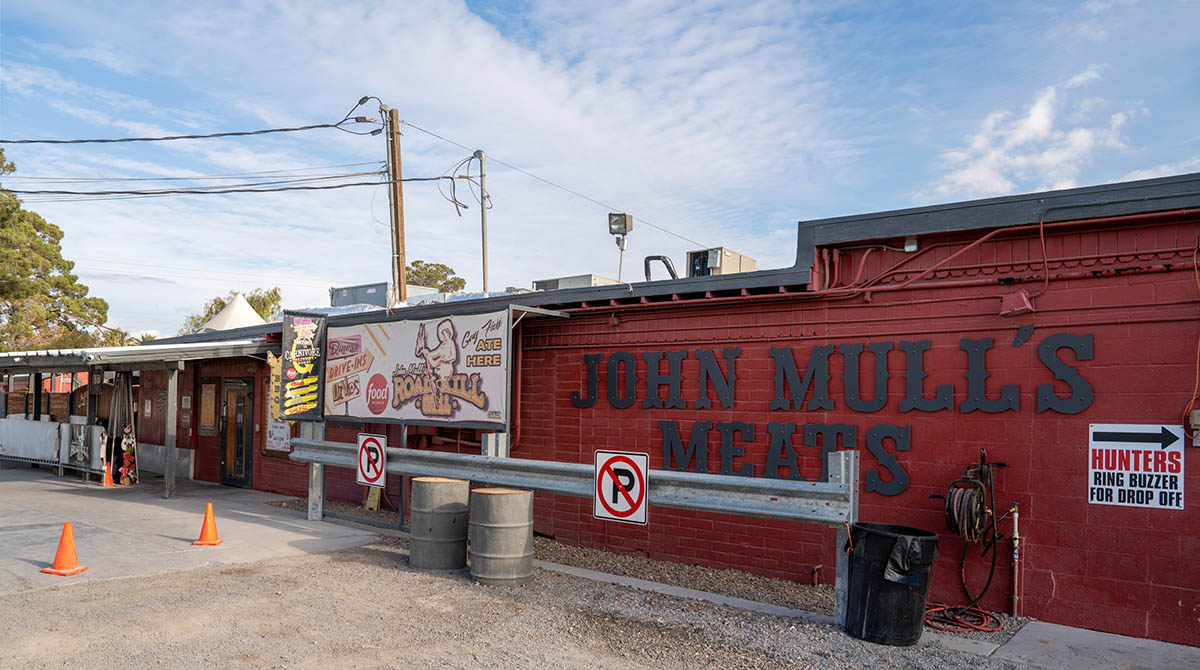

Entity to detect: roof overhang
[0,339,279,373]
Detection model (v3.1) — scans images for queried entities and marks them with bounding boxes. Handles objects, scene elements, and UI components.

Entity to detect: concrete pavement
[992,621,1198,670]
[0,466,376,594]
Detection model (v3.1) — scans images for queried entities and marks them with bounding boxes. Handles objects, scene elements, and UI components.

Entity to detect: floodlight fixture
[608,213,633,236]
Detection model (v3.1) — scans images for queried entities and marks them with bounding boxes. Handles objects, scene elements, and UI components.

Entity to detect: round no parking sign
[593,450,648,525]
[357,433,386,487]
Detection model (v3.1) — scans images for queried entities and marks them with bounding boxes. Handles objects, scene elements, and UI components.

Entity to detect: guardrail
[289,437,859,625]
[290,438,857,525]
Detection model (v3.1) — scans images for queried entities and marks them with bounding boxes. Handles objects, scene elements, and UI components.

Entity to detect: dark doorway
[219,378,254,488]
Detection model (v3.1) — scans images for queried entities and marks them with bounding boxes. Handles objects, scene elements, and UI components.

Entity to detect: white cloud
[1066,66,1101,88]
[1121,158,1200,181]
[917,70,1131,202]
[3,0,851,335]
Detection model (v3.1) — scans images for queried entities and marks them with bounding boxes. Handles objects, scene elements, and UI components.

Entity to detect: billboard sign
[324,310,509,427]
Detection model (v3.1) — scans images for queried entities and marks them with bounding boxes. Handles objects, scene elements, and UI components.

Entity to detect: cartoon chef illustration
[415,318,459,380]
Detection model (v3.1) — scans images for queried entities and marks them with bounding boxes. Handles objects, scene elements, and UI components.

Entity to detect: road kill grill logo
[390,318,489,418]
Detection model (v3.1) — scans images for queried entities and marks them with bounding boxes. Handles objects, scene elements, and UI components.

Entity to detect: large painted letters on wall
[569,332,1094,496]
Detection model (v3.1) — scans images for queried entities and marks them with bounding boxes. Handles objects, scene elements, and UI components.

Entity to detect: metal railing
[290,438,857,525]
[289,437,859,625]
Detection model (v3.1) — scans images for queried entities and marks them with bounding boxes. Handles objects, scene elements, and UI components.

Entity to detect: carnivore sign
[280,311,327,421]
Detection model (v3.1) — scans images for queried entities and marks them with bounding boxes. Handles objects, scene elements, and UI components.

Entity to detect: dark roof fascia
[794,172,1200,269]
[152,323,281,345]
[0,341,279,373]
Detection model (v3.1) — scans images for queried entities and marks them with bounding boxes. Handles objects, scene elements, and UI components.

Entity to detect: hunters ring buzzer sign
[323,310,510,427]
[593,450,649,525]
[1088,423,1184,510]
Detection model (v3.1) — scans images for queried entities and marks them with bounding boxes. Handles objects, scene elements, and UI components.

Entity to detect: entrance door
[219,379,253,488]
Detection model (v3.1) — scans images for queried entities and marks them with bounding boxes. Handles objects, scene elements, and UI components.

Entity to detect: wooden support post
[31,372,42,421]
[387,107,407,305]
[830,449,859,630]
[164,366,179,498]
[86,366,101,426]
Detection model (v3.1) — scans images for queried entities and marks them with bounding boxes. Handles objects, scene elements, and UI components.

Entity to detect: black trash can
[844,522,939,646]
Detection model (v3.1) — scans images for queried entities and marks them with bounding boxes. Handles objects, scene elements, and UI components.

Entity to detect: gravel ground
[266,496,1027,646]
[0,539,1039,670]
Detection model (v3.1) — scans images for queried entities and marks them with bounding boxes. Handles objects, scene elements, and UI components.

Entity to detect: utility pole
[474,150,488,294]
[386,108,407,305]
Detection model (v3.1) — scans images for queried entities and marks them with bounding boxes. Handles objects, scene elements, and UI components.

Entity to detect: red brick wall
[512,217,1199,645]
[232,214,1197,644]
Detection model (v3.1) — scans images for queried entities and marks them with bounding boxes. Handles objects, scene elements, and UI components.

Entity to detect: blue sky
[2,0,1198,337]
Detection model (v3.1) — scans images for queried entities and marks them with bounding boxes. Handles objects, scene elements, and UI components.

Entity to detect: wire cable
[1182,244,1200,439]
[5,161,385,183]
[2,97,382,145]
[0,122,374,145]
[398,119,708,248]
[8,175,457,199]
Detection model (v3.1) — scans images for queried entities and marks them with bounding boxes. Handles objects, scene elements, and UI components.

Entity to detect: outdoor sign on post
[1088,423,1184,510]
[323,310,510,427]
[356,433,387,488]
[593,450,649,525]
[280,311,327,421]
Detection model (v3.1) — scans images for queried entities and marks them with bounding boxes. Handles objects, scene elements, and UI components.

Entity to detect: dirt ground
[0,538,1035,670]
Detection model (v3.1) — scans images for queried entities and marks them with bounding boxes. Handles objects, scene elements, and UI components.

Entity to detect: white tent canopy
[199,293,267,332]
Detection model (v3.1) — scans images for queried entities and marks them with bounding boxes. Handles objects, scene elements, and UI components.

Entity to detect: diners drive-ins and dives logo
[282,316,322,417]
[389,318,488,418]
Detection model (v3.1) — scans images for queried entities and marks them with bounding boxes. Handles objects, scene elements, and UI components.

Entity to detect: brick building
[142,172,1198,645]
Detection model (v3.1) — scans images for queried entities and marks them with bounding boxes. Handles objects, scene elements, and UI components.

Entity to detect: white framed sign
[324,310,510,427]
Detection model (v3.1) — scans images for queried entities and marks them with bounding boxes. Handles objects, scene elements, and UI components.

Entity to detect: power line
[1,96,384,145]
[12,171,383,193]
[0,121,380,145]
[397,119,708,248]
[4,161,385,183]
[9,175,459,200]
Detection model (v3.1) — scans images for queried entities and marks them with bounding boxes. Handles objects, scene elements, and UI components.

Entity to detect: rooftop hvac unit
[686,247,757,278]
[532,274,620,291]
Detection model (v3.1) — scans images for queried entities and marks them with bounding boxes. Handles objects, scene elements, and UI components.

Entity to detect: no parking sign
[593,450,648,525]
[356,433,386,487]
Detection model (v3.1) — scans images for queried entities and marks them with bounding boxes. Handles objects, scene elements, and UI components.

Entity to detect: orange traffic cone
[101,461,113,487]
[42,522,88,576]
[193,502,223,546]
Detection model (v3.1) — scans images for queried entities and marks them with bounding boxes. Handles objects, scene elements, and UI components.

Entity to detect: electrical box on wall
[686,247,757,278]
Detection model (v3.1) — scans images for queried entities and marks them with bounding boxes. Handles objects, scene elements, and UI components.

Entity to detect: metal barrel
[469,487,534,585]
[409,477,469,570]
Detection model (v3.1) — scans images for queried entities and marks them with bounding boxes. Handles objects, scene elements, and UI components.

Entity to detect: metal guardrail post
[303,422,325,521]
[830,449,859,629]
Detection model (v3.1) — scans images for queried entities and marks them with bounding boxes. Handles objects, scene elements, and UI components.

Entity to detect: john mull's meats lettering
[569,334,1094,496]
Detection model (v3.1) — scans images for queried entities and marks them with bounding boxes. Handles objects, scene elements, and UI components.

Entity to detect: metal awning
[0,339,279,373]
